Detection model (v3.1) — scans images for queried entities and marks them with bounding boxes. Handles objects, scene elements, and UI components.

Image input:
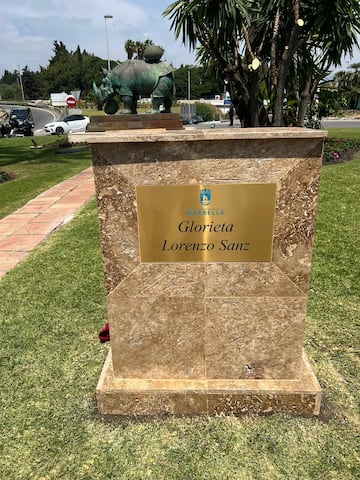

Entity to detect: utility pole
[188,69,191,120]
[104,15,113,71]
[18,66,25,101]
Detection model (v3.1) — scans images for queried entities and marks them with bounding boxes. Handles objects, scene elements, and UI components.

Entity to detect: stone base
[87,113,183,132]
[96,350,322,418]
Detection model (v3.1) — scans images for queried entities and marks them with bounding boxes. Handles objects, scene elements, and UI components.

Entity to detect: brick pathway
[0,167,95,277]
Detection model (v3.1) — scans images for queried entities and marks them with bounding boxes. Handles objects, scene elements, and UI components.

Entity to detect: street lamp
[104,15,113,71]
[223,80,228,100]
[18,66,25,102]
[188,69,191,120]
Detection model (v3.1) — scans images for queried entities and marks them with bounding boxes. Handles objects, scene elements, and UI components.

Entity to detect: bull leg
[151,96,164,112]
[163,96,172,113]
[152,76,173,113]
[120,95,137,114]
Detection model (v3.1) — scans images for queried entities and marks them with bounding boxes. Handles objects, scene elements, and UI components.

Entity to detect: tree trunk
[297,76,311,127]
[248,71,260,126]
[273,63,286,126]
[273,2,302,126]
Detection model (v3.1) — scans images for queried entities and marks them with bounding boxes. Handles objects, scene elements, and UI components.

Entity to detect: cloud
[1,1,359,75]
[0,0,196,73]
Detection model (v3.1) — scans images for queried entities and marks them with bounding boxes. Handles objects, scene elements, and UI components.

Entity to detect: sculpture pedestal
[97,349,321,417]
[70,127,325,417]
[87,113,183,132]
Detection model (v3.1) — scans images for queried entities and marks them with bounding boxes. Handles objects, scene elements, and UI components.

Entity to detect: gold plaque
[136,184,276,263]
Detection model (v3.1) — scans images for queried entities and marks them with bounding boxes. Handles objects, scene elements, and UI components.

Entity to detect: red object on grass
[98,323,110,343]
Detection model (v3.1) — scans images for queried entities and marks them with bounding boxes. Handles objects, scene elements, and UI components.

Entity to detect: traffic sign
[66,96,76,108]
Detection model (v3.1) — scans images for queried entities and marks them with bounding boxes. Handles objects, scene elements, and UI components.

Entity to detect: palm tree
[125,39,136,60]
[124,39,154,61]
[163,0,360,127]
[333,63,360,109]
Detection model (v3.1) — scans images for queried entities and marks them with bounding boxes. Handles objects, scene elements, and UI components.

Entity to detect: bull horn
[93,82,100,96]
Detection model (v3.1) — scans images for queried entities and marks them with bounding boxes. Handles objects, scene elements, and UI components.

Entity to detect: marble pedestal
[70,127,325,417]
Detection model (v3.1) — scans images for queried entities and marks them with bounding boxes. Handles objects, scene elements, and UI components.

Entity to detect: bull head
[93,77,113,104]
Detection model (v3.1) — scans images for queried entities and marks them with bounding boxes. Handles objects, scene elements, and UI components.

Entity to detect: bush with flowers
[323,137,360,164]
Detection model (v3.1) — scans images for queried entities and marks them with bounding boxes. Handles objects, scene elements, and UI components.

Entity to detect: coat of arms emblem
[200,188,211,206]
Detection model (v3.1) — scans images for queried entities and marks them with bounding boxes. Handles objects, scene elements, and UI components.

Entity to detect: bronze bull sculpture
[93,50,175,114]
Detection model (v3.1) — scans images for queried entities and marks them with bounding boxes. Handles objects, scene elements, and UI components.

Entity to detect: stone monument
[70,125,325,417]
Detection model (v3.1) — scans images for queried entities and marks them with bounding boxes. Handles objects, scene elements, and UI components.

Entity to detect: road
[1,104,359,133]
[189,118,360,130]
[321,119,360,129]
[0,104,57,135]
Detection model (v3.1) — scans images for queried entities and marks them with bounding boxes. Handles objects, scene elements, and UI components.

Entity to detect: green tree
[163,0,360,127]
[318,84,347,117]
[125,39,136,60]
[124,39,154,60]
[0,40,108,101]
[0,67,46,100]
[48,40,69,66]
[42,41,107,97]
[332,63,360,109]
[0,83,20,101]
[21,67,46,99]
[174,65,223,99]
[0,70,18,84]
[43,41,74,92]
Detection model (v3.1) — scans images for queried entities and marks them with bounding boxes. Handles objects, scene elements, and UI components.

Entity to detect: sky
[1,1,359,76]
[0,0,197,74]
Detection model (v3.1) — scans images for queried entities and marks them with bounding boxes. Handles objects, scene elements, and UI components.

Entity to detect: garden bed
[323,137,360,164]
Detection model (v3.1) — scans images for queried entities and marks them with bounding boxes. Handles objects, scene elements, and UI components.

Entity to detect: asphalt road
[31,106,57,134]
[189,118,360,130]
[1,104,359,133]
[321,119,360,129]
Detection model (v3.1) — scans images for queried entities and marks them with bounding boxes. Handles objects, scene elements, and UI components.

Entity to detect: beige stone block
[97,350,321,417]
[109,294,205,379]
[69,127,326,417]
[205,297,306,379]
[205,263,303,297]
[273,157,322,292]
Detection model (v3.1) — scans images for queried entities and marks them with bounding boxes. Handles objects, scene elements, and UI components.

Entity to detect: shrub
[0,171,11,183]
[195,102,217,121]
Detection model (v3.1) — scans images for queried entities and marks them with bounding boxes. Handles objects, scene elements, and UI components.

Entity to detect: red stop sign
[66,96,76,107]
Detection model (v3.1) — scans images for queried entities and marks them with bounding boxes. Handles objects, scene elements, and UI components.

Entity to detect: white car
[44,114,90,135]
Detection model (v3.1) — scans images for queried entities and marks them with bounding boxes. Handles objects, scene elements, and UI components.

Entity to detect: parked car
[180,114,204,125]
[189,115,204,124]
[9,107,33,124]
[180,114,190,125]
[44,114,90,135]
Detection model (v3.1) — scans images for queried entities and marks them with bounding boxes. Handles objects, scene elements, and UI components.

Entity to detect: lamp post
[223,80,228,100]
[18,66,25,102]
[104,15,113,71]
[188,69,191,120]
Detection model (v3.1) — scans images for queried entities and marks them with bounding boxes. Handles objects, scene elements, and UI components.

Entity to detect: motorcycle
[0,123,12,137]
[8,118,34,137]
[1,115,35,138]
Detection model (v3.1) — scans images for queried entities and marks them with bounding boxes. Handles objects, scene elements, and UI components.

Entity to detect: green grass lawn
[0,131,359,479]
[0,135,91,219]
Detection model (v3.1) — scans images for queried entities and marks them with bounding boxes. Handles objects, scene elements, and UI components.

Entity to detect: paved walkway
[0,167,95,278]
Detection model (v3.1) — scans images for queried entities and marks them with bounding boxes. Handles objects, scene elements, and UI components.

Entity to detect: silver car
[44,114,90,135]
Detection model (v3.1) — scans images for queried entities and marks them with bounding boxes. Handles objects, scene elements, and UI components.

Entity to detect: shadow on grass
[0,136,89,168]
